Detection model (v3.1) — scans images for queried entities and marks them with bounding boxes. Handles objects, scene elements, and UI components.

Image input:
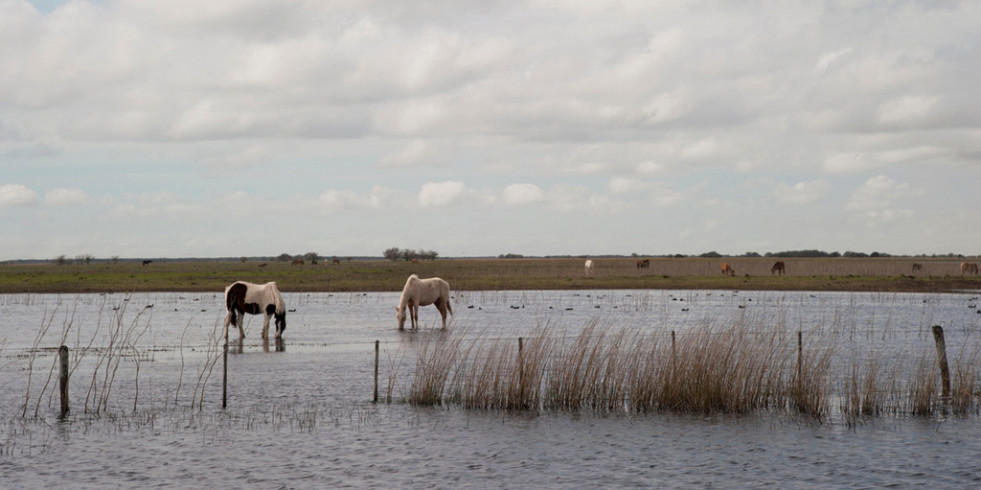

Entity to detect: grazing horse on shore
[585,260,594,276]
[396,274,453,330]
[224,281,287,339]
[911,263,922,274]
[636,259,650,270]
[771,261,785,275]
[142,260,152,266]
[291,258,304,266]
[721,263,734,276]
[962,262,979,275]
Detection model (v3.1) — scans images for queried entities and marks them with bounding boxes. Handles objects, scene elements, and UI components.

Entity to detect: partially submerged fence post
[373,340,380,403]
[670,331,676,373]
[222,324,228,409]
[931,325,951,399]
[518,337,525,407]
[796,331,803,384]
[59,345,69,418]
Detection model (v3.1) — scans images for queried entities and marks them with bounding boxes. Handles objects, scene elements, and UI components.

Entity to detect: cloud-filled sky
[2,0,979,260]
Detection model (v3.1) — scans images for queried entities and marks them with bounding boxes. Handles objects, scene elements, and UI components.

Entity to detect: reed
[407,320,839,416]
[950,342,981,413]
[405,315,981,419]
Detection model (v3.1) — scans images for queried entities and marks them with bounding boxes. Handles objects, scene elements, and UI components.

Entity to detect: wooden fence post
[59,345,70,418]
[373,340,380,403]
[223,323,229,409]
[931,325,951,399]
[797,331,803,384]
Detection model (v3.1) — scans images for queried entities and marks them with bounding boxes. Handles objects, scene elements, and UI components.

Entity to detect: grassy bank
[0,257,978,294]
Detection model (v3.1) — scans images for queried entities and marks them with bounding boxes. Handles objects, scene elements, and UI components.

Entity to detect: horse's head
[396,306,407,329]
[274,311,287,336]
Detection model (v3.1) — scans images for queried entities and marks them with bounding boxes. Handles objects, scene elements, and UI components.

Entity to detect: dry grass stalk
[949,341,981,414]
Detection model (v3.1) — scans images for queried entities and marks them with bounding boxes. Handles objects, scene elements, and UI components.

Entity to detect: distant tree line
[276,252,322,263]
[384,247,439,262]
[53,254,96,265]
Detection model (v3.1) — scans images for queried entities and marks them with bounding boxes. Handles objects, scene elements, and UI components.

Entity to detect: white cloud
[45,188,89,206]
[108,192,204,221]
[773,180,830,204]
[680,138,718,161]
[641,89,692,125]
[0,184,39,207]
[200,145,273,170]
[320,186,388,212]
[846,175,916,215]
[380,139,434,167]
[502,183,545,204]
[608,177,646,194]
[824,152,873,175]
[815,48,853,73]
[418,181,466,207]
[877,95,938,125]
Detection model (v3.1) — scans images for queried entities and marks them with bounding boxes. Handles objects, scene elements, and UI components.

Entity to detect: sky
[1,0,979,261]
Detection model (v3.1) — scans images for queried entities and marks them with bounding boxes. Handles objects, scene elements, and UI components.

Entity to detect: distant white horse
[224,281,287,339]
[396,274,453,330]
[584,259,594,276]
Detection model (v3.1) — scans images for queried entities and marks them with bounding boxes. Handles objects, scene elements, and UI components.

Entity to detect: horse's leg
[236,313,245,338]
[262,314,271,339]
[411,304,419,330]
[435,298,447,328]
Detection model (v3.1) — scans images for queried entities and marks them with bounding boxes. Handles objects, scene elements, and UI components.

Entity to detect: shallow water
[2,290,981,488]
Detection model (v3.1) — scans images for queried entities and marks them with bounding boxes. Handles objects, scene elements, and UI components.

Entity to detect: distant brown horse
[721,263,734,276]
[332,258,341,265]
[291,258,305,266]
[961,262,979,275]
[636,259,650,270]
[911,263,922,274]
[771,261,785,275]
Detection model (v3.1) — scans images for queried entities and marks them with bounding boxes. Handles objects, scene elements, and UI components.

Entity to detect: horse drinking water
[224,281,287,339]
[396,274,453,330]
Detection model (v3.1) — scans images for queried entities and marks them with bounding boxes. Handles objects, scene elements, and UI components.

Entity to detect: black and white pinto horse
[224,281,287,339]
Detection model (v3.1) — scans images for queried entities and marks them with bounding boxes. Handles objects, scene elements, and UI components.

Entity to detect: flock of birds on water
[108,292,981,316]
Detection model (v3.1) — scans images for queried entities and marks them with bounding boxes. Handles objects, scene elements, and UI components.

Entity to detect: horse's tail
[226,289,239,325]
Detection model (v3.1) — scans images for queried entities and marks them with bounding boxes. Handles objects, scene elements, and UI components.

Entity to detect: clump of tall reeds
[408,319,831,416]
[406,319,981,420]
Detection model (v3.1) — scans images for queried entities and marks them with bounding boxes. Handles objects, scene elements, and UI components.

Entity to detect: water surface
[2,290,980,488]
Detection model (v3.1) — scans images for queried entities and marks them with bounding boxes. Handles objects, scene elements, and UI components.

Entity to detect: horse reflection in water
[228,336,286,354]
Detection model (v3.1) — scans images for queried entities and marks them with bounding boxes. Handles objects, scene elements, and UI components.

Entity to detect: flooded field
[2,289,981,487]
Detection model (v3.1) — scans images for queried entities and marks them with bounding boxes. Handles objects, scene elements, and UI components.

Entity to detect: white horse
[396,274,453,330]
[224,281,287,339]
[584,259,594,276]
